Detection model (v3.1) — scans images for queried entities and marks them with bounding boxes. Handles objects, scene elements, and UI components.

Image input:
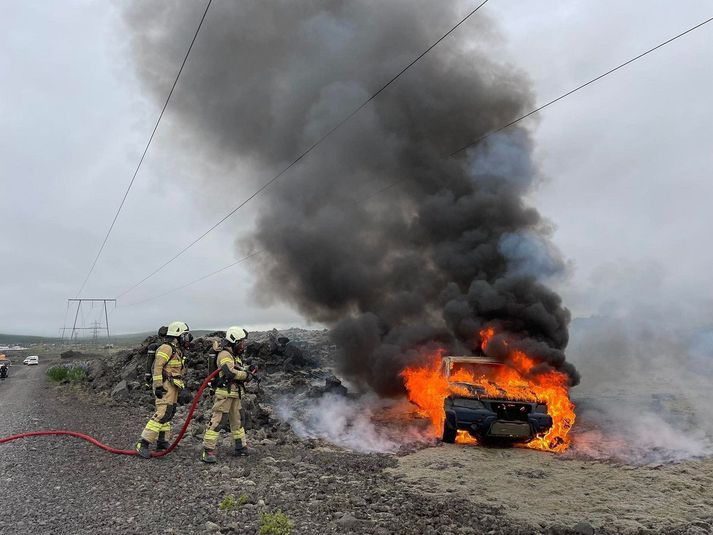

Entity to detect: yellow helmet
[166,321,190,337]
[225,326,248,344]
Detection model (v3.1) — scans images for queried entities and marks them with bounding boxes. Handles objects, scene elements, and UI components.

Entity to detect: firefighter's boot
[156,432,170,452]
[135,439,151,459]
[200,448,217,463]
[234,439,249,457]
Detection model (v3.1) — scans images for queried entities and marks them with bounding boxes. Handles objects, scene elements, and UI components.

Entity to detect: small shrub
[47,366,68,382]
[67,367,86,381]
[47,362,88,382]
[219,494,237,511]
[259,510,292,535]
[220,493,252,512]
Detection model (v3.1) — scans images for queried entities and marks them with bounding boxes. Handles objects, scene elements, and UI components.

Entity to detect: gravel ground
[2,358,712,535]
[0,360,524,535]
[394,444,713,535]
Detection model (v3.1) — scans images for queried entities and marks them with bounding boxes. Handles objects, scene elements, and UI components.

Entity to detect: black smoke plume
[123,0,579,394]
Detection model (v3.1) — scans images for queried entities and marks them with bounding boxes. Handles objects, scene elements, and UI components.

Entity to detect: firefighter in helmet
[201,326,251,463]
[135,321,192,459]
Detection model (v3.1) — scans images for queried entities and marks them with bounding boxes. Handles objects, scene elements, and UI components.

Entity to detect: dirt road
[1,362,711,534]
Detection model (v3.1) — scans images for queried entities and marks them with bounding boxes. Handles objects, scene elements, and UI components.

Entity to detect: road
[0,360,152,533]
[0,360,42,436]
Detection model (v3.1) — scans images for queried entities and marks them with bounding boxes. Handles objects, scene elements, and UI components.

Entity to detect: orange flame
[480,326,495,350]
[401,328,575,452]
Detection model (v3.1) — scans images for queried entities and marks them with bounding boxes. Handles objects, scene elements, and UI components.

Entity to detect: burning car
[402,329,575,452]
[441,356,553,445]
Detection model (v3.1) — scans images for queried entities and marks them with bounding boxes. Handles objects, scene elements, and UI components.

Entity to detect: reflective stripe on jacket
[216,349,247,398]
[152,342,185,387]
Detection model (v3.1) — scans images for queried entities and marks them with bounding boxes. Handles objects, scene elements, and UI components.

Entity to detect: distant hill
[110,330,214,346]
[0,330,217,348]
[0,333,59,345]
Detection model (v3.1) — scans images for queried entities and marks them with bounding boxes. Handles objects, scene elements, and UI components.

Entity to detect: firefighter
[201,326,251,463]
[135,321,192,459]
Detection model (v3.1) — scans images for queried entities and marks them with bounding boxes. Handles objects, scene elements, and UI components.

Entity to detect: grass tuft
[219,493,251,512]
[219,494,237,511]
[259,510,292,535]
[47,362,88,382]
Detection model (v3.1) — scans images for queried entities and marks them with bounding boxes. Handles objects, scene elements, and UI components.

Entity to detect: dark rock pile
[61,349,100,360]
[85,328,344,442]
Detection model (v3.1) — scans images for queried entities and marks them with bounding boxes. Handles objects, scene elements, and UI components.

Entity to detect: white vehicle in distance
[23,355,39,365]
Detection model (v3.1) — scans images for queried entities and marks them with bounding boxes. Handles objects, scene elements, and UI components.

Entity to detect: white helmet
[166,321,190,337]
[225,326,248,344]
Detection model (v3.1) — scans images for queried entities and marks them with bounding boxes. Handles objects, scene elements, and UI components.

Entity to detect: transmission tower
[91,321,102,346]
[64,299,116,346]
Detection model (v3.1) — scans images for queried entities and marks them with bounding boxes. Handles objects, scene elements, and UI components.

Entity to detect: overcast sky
[1,1,711,336]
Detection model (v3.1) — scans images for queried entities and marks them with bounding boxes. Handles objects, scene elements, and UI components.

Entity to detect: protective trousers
[141,381,179,444]
[203,394,245,449]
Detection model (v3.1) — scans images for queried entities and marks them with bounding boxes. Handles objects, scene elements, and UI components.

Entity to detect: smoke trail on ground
[277,393,435,453]
[567,314,713,464]
[123,0,577,394]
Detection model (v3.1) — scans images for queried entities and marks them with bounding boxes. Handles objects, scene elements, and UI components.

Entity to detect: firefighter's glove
[178,388,191,406]
[154,386,166,399]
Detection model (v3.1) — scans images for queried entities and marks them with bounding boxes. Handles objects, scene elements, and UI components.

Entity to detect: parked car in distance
[23,355,39,365]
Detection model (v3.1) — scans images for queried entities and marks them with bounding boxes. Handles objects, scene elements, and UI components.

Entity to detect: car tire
[442,419,457,444]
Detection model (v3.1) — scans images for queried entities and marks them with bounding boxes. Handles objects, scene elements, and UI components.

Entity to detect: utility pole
[67,299,116,346]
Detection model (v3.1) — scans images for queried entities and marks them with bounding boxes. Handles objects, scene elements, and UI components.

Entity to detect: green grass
[259,510,292,535]
[47,363,88,382]
[219,493,250,511]
[219,494,237,511]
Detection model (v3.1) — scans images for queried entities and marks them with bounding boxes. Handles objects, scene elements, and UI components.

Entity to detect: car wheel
[442,419,457,444]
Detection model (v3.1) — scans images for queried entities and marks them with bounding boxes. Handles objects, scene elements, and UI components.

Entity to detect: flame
[456,430,478,445]
[401,328,575,452]
[480,326,495,350]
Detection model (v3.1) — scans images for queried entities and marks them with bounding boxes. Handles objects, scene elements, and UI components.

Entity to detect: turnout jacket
[152,341,186,389]
[215,347,248,398]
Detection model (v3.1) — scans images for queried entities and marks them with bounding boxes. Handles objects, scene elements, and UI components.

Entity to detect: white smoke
[277,393,435,453]
[567,313,713,464]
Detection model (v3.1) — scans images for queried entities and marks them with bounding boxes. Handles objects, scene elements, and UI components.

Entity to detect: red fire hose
[0,369,220,458]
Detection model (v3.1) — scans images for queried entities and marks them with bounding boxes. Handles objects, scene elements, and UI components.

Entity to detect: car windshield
[450,361,506,382]
[448,361,532,395]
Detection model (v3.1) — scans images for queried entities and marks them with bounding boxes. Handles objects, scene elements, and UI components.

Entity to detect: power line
[353,15,713,198]
[114,0,490,299]
[450,15,713,156]
[325,16,713,207]
[121,250,262,307]
[116,168,421,307]
[75,0,213,297]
